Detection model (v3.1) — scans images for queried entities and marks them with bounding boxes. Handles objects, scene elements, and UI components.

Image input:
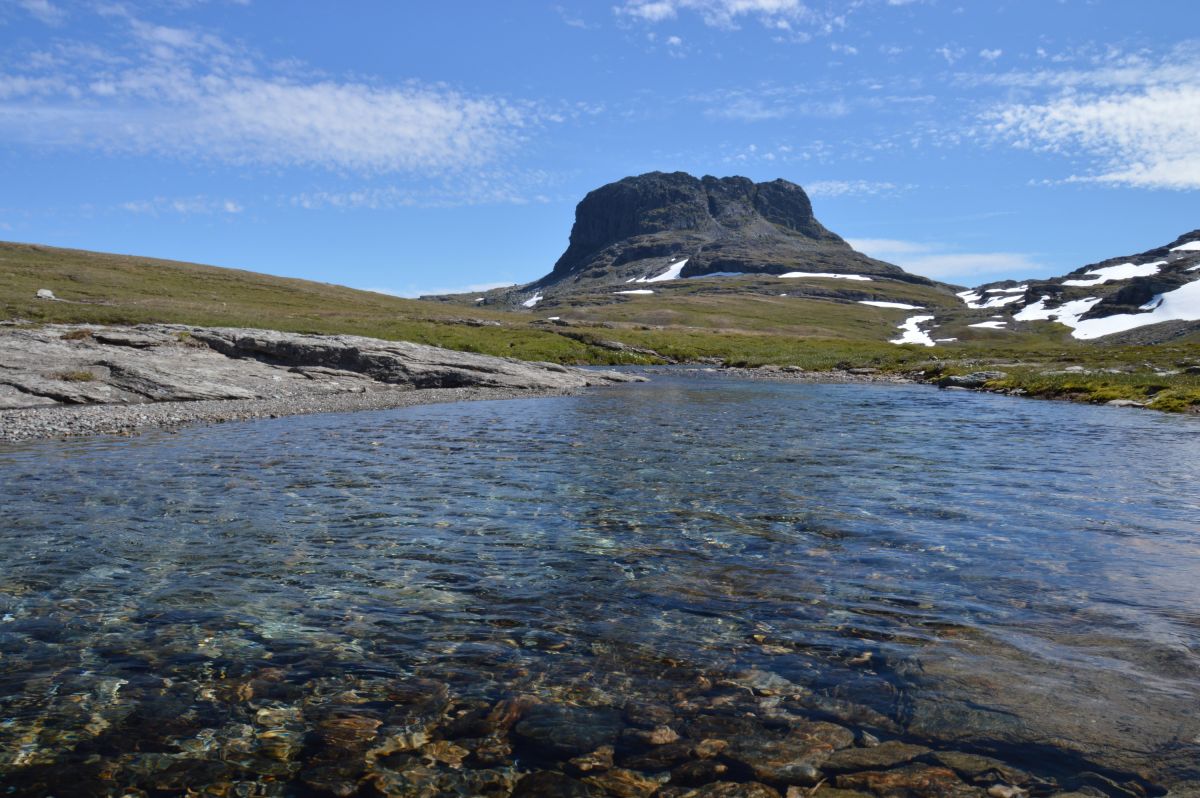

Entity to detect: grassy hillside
[0,241,625,363]
[3,240,1198,412]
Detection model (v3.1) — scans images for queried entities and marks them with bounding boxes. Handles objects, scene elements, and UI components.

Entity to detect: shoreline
[0,384,587,445]
[6,363,1189,445]
[0,361,928,445]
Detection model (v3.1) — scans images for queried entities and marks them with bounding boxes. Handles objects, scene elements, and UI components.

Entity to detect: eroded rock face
[0,324,642,410]
[458,172,926,308]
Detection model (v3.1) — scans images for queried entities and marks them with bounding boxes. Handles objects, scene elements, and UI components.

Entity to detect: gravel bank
[0,384,582,443]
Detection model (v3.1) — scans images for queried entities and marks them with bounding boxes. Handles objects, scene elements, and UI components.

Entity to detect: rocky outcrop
[0,323,642,411]
[447,172,929,308]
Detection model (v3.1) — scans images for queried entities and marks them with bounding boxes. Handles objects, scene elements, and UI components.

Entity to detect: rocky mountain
[452,172,936,309]
[958,230,1200,343]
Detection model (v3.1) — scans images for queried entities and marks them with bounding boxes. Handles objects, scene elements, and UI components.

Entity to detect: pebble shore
[0,384,578,444]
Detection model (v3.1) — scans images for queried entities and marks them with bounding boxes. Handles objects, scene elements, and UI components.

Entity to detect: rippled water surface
[2,376,1199,796]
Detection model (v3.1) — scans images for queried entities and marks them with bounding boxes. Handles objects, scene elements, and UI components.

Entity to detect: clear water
[1,376,1198,795]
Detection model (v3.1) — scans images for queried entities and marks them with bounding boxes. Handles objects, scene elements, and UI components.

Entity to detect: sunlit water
[1,376,1198,795]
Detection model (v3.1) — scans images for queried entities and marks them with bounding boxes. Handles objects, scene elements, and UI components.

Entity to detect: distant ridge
[963,229,1200,343]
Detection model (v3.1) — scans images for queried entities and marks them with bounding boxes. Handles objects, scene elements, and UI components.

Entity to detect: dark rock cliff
[534,172,919,291]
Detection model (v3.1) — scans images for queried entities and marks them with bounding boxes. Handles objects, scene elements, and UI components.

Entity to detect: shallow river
[1,376,1198,796]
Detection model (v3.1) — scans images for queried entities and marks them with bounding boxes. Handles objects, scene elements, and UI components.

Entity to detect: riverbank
[0,323,642,443]
[0,384,587,443]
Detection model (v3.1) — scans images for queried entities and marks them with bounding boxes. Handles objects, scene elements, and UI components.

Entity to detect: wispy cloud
[289,178,553,210]
[848,238,1042,283]
[120,195,244,216]
[16,0,66,25]
[0,12,535,175]
[988,85,1200,190]
[981,47,1200,190]
[806,180,907,197]
[616,0,827,31]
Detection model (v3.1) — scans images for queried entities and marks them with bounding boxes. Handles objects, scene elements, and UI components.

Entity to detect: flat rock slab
[0,323,642,411]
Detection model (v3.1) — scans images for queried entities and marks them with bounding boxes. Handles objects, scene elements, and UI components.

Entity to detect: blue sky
[1,0,1197,293]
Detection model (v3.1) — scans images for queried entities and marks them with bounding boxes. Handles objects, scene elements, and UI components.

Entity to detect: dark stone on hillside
[514,705,625,759]
[937,371,1006,389]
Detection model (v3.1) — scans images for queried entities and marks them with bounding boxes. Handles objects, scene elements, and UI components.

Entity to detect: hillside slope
[0,241,628,364]
[955,230,1200,345]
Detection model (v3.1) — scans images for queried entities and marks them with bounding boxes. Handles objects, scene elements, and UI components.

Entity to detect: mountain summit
[436,172,935,309]
[533,172,916,292]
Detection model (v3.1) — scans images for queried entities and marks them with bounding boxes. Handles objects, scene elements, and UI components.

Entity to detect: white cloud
[987,82,1200,190]
[0,16,533,175]
[935,45,965,64]
[699,86,849,121]
[806,180,904,197]
[979,48,1002,62]
[290,180,548,210]
[617,0,819,30]
[846,238,933,254]
[848,238,1042,283]
[17,0,65,25]
[120,195,245,215]
[984,50,1200,193]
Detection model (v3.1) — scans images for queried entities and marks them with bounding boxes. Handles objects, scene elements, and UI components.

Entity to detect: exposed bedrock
[0,323,642,410]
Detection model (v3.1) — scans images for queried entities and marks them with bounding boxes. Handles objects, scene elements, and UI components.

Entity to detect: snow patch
[1170,241,1200,252]
[1014,295,1102,325]
[984,285,1029,294]
[1062,261,1164,287]
[890,315,936,347]
[1070,280,1200,339]
[859,300,924,310]
[635,259,689,283]
[957,289,1023,309]
[779,271,873,281]
[473,297,485,303]
[686,268,873,282]
[521,293,544,308]
[615,289,655,295]
[969,321,1008,329]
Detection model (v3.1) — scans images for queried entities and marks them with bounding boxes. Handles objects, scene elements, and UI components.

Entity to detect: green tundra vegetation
[3,241,1198,412]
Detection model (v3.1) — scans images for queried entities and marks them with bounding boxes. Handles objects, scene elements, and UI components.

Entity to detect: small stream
[1,376,1198,796]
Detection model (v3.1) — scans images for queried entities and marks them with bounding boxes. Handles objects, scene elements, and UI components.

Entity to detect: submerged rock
[821,741,932,774]
[836,764,982,798]
[514,705,624,759]
[725,721,855,785]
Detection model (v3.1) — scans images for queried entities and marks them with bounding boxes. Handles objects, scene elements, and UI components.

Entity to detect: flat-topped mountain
[960,230,1200,343]
[454,172,936,309]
